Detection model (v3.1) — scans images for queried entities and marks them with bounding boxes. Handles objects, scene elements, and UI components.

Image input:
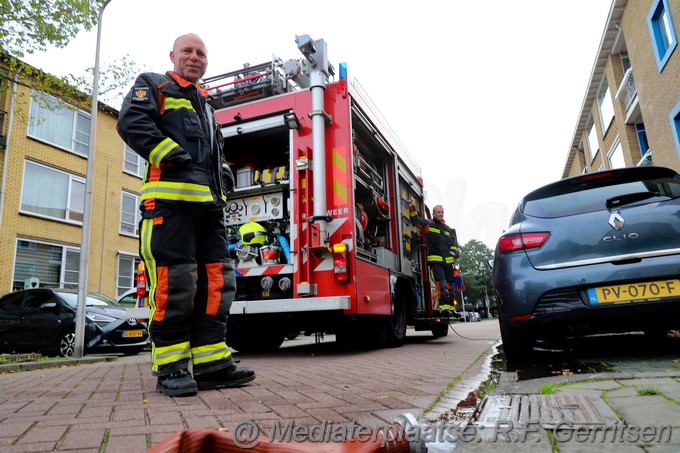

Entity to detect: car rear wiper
[606,191,659,208]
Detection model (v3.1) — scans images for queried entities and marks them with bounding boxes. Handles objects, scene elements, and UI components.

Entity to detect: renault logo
[608,212,624,230]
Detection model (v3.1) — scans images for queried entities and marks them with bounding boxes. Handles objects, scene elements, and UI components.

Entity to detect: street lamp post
[74,0,112,358]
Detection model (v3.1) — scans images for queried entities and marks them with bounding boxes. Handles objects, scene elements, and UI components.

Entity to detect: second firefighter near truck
[409,202,460,315]
[117,33,255,397]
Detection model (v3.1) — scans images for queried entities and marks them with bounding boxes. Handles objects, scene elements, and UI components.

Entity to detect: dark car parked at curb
[493,166,680,363]
[0,288,149,357]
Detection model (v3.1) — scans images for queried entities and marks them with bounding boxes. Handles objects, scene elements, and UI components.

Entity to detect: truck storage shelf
[231,181,290,197]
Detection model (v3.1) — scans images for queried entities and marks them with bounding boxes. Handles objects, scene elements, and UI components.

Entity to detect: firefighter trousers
[139,205,236,377]
[429,262,454,308]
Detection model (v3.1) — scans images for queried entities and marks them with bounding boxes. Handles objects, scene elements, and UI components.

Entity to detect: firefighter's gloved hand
[221,164,235,193]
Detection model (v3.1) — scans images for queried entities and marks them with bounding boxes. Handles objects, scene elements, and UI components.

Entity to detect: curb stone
[0,356,118,373]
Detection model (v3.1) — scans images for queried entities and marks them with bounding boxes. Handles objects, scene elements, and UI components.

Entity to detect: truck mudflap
[229,296,350,314]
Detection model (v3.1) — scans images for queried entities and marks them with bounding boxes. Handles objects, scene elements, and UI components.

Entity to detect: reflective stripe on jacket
[117,71,228,207]
[410,208,459,264]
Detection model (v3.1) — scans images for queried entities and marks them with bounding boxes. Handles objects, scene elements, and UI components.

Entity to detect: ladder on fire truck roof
[202,39,420,178]
[203,57,311,108]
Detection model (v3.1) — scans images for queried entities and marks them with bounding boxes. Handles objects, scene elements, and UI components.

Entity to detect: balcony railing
[615,67,637,112]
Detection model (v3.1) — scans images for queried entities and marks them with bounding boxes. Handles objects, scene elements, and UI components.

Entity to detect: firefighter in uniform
[117,33,255,397]
[409,202,460,316]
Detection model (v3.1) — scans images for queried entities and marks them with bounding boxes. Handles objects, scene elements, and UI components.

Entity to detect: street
[0,321,500,452]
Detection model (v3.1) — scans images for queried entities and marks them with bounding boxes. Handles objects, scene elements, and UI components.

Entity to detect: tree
[1,0,144,108]
[0,0,101,58]
[456,240,494,314]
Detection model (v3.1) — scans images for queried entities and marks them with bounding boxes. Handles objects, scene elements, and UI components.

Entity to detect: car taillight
[333,243,350,282]
[498,232,549,253]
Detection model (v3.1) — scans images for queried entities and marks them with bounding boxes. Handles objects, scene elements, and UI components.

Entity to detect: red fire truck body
[206,36,448,351]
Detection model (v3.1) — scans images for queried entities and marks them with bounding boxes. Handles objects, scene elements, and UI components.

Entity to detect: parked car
[116,288,139,309]
[458,311,480,322]
[116,288,150,324]
[492,166,680,363]
[0,288,149,357]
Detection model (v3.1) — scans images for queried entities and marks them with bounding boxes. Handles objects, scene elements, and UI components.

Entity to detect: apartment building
[0,58,143,297]
[563,0,680,176]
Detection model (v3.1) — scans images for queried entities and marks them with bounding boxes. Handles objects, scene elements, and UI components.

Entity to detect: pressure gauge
[271,196,280,206]
[251,204,261,215]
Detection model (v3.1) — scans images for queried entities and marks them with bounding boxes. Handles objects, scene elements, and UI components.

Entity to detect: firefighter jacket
[410,207,460,265]
[117,71,232,208]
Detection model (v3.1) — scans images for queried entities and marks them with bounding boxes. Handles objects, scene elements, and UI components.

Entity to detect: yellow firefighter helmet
[239,222,267,245]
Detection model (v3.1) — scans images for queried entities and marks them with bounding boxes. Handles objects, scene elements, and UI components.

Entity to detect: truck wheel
[498,312,533,364]
[227,318,285,352]
[382,291,407,347]
[431,323,449,337]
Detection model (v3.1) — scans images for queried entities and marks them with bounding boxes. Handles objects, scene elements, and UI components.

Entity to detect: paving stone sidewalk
[445,355,680,453]
[0,321,501,452]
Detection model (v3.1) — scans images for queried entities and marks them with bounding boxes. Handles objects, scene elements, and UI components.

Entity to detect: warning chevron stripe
[237,264,293,276]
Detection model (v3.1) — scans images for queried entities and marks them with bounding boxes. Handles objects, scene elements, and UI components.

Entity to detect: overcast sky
[24,0,613,249]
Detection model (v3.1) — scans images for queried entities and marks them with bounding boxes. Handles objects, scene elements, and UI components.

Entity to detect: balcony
[615,68,641,124]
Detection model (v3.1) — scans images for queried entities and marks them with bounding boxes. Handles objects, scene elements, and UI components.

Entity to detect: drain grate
[474,394,621,429]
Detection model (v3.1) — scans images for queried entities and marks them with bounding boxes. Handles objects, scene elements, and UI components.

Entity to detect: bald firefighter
[409,202,460,315]
[117,33,255,397]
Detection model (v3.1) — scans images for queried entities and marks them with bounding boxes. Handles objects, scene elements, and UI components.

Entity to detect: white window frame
[585,115,598,162]
[607,137,625,169]
[12,238,80,292]
[117,253,141,297]
[124,143,145,178]
[597,80,615,134]
[120,191,141,237]
[20,160,85,224]
[28,90,91,157]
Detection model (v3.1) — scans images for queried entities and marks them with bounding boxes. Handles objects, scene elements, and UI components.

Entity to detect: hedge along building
[563,0,680,176]
[0,56,142,297]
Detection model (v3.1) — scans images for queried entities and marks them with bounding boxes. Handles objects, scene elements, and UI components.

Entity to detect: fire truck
[204,35,450,351]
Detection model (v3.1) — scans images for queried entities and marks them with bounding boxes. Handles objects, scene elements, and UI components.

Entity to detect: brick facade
[564,0,680,176]
[0,61,141,296]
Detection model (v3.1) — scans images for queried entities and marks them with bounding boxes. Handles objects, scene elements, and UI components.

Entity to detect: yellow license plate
[588,279,680,305]
[123,330,144,338]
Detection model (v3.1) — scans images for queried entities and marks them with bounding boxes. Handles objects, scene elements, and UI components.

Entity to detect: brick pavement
[0,320,501,452]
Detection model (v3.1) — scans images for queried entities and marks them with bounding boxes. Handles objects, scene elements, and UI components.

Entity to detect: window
[671,101,680,159]
[523,174,680,219]
[13,239,80,291]
[21,161,85,223]
[120,191,141,236]
[607,139,625,169]
[28,91,91,156]
[586,115,598,161]
[0,292,24,313]
[648,0,678,71]
[124,143,145,177]
[597,81,615,134]
[117,254,141,297]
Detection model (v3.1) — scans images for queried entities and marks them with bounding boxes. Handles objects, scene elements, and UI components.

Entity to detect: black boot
[156,369,198,397]
[195,365,256,390]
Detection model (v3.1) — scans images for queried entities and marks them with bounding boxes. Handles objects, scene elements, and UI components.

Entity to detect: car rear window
[523,176,680,218]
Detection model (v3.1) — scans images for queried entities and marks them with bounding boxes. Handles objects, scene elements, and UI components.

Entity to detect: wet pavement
[422,332,680,452]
